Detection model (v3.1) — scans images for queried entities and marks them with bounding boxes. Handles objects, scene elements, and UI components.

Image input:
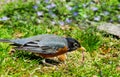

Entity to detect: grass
[0,0,120,77]
[0,24,120,77]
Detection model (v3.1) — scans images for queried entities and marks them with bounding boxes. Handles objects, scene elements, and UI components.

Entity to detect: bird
[0,34,86,65]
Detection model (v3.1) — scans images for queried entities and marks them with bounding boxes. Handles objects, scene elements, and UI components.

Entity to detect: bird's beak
[78,46,86,51]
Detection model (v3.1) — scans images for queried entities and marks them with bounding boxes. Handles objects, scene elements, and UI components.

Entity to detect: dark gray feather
[9,34,68,54]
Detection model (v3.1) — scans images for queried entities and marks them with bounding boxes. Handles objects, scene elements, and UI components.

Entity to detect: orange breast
[38,46,68,58]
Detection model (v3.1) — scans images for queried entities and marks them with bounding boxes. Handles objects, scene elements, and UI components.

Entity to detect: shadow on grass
[11,50,60,65]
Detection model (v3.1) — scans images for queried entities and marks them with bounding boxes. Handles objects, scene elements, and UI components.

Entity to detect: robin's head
[66,37,86,52]
[66,37,80,51]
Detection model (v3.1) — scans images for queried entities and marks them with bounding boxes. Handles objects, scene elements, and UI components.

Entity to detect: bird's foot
[42,59,54,66]
[41,59,60,66]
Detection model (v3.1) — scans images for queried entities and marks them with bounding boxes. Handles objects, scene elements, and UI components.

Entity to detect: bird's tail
[0,39,11,43]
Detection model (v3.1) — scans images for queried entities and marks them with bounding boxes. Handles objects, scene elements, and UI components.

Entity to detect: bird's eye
[73,43,78,47]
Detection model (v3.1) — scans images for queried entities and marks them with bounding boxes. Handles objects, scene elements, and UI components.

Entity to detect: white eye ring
[73,43,78,47]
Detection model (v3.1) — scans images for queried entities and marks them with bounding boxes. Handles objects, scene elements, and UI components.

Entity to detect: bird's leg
[41,59,55,66]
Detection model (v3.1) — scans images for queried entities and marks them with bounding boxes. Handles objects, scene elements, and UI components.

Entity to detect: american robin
[0,34,86,65]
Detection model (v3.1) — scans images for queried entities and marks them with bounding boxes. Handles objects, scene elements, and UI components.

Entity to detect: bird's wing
[10,34,68,54]
[14,41,67,54]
